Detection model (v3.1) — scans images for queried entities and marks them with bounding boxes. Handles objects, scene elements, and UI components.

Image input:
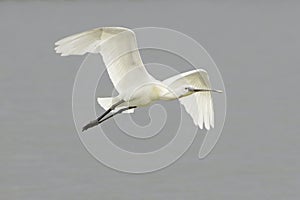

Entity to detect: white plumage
[55,27,221,131]
[162,69,214,129]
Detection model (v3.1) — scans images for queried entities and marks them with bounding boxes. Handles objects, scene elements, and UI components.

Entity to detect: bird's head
[164,85,193,98]
[179,86,194,97]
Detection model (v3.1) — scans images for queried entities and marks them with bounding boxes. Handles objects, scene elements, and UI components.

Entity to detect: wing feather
[163,69,214,130]
[55,27,153,94]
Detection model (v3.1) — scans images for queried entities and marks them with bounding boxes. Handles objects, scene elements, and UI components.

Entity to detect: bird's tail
[97,97,115,110]
[97,97,134,113]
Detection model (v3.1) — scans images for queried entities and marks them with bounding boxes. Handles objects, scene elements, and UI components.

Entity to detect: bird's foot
[82,119,99,132]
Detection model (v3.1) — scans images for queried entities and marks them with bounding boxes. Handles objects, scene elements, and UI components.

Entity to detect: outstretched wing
[55,27,154,94]
[163,69,214,130]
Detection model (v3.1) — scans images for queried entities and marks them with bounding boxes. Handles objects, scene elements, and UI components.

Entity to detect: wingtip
[205,123,210,130]
[198,122,214,130]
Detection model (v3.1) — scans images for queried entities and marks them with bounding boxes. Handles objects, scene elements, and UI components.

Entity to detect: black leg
[98,106,137,125]
[96,99,124,121]
[82,99,124,132]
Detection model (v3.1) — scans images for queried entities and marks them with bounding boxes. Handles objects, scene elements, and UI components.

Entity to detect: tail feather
[97,97,115,110]
[97,97,134,114]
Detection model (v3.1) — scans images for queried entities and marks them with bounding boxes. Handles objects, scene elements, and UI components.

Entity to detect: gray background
[1,1,299,199]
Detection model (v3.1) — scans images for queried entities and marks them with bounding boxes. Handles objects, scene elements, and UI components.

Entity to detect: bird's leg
[97,99,125,121]
[98,106,137,125]
[82,100,125,132]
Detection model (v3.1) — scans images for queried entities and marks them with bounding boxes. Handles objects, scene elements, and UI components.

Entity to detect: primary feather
[163,69,214,129]
[55,27,154,94]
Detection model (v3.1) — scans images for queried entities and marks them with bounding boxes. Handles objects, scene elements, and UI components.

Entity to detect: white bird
[55,27,222,132]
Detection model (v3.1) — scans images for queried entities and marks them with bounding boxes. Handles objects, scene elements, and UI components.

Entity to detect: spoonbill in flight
[55,27,222,132]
